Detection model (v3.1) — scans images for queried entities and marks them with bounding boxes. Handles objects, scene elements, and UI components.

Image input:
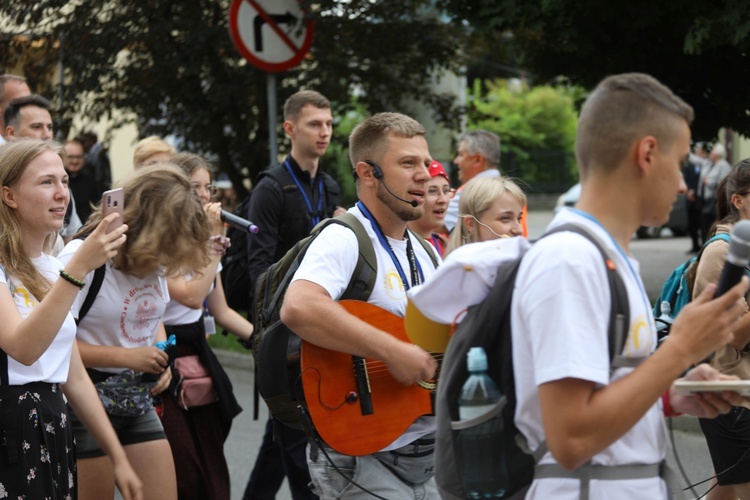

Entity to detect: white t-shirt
[291,205,441,450]
[510,209,666,499]
[1,254,77,385]
[59,240,170,374]
[162,263,221,326]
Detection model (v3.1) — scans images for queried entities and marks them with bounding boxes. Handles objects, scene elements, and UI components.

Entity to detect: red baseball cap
[428,160,449,181]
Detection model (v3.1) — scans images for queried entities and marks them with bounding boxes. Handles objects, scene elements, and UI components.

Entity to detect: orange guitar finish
[299,300,435,456]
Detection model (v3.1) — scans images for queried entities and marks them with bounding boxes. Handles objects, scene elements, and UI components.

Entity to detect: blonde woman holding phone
[0,139,141,500]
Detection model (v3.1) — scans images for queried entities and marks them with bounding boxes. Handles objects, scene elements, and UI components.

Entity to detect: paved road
[217,211,718,500]
[219,355,718,500]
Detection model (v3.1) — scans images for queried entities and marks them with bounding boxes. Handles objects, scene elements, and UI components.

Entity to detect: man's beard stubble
[375,182,424,223]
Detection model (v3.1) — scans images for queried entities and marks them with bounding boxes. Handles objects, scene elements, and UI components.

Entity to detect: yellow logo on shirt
[15,287,36,308]
[384,271,405,300]
[622,315,655,356]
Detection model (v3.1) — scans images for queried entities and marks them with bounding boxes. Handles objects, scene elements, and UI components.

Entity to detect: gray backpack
[435,224,631,499]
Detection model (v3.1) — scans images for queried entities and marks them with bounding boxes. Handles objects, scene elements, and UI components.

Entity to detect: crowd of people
[1,69,750,500]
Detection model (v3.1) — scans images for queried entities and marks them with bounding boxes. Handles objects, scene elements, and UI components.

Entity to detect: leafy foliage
[0,0,467,196]
[441,0,750,139]
[467,79,578,190]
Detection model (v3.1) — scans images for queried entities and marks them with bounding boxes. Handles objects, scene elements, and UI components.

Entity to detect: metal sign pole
[266,72,278,165]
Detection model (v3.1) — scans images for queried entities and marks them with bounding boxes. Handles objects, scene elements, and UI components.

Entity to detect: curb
[215,348,254,372]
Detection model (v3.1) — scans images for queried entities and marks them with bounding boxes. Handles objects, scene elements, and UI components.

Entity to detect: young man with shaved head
[510,73,749,499]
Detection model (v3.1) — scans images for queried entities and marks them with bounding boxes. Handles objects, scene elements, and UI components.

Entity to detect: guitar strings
[355,355,444,378]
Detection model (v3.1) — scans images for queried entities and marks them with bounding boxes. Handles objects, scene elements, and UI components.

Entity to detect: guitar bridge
[352,356,373,415]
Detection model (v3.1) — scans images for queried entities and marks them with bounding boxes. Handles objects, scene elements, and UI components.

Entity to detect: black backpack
[221,166,294,312]
[434,224,631,499]
[253,213,439,428]
[221,164,344,313]
[221,194,253,312]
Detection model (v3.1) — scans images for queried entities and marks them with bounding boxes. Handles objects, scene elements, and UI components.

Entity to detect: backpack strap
[0,264,9,391]
[338,213,378,302]
[1,263,15,392]
[407,229,440,270]
[76,264,106,325]
[697,233,730,261]
[531,224,683,500]
[259,163,294,188]
[262,213,377,321]
[544,223,631,368]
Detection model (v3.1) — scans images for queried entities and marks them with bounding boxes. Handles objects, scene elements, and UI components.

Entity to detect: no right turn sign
[229,0,314,73]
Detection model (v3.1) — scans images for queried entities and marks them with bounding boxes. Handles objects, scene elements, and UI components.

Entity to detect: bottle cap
[660,300,672,317]
[467,347,488,372]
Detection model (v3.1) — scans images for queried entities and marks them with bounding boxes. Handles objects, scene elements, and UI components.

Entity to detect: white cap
[467,347,488,372]
[404,236,531,352]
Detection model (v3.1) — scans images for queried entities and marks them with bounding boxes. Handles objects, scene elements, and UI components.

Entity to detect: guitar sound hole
[346,391,358,404]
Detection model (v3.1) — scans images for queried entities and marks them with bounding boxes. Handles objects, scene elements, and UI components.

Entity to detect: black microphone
[220,210,260,234]
[715,219,750,297]
[367,161,418,208]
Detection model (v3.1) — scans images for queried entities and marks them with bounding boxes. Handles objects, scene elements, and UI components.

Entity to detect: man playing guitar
[280,112,441,499]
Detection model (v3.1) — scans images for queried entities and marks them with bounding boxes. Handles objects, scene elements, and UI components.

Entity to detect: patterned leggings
[0,382,76,499]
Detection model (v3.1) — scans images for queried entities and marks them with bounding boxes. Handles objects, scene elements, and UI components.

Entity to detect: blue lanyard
[284,159,325,226]
[357,201,424,290]
[431,234,444,257]
[569,209,654,330]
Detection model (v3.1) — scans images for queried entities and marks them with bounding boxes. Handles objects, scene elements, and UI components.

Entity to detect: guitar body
[299,300,435,456]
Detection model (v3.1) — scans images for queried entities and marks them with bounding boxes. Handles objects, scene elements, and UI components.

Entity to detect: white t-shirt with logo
[1,254,77,385]
[291,205,441,450]
[510,209,666,499]
[59,240,170,374]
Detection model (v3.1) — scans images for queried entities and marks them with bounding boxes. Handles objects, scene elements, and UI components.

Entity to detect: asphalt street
[216,211,722,500]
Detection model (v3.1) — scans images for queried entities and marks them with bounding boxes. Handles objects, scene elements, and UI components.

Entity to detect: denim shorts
[306,438,437,499]
[70,406,166,458]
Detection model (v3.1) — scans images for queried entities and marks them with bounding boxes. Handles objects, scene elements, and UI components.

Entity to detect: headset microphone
[364,160,419,208]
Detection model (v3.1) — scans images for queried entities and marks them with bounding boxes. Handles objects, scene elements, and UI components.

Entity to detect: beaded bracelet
[59,270,85,289]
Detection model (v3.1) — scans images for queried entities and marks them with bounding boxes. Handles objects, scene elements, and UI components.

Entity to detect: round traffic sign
[229,0,314,73]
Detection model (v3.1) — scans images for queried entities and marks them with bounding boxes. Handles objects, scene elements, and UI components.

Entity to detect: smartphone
[102,188,124,233]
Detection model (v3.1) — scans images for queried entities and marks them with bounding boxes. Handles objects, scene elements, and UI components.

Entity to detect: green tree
[0,0,467,197]
[441,0,750,139]
[468,79,578,190]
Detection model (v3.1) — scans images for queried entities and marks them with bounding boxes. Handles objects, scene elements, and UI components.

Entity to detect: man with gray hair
[0,74,31,144]
[699,142,731,241]
[444,129,501,231]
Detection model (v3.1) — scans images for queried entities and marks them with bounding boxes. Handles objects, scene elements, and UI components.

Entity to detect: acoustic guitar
[299,300,438,456]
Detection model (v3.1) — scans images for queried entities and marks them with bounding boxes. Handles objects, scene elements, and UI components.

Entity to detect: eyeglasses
[426,187,455,199]
[192,183,217,196]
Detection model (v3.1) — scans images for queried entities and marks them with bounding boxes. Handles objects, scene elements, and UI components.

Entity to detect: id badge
[203,315,216,335]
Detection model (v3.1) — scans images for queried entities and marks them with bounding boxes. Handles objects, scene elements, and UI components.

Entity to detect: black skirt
[0,382,77,499]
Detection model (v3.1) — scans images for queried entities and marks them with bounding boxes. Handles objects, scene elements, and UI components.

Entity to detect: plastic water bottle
[457,347,506,498]
[655,301,673,344]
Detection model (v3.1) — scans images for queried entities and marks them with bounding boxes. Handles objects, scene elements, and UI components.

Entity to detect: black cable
[667,416,700,498]
[293,370,390,500]
[296,404,389,500]
[680,410,750,499]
